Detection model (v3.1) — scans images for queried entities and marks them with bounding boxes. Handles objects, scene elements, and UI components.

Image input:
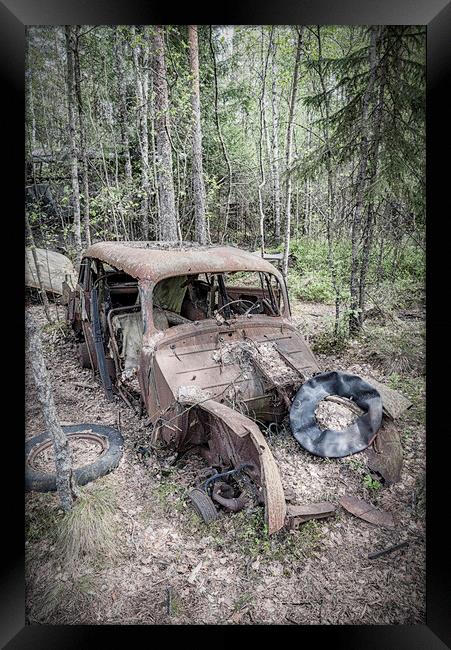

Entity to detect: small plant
[55,481,118,567]
[233,592,253,612]
[363,473,381,491]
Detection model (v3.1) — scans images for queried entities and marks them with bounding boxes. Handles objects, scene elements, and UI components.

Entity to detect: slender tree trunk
[282,27,304,278]
[25,217,53,324]
[65,25,83,267]
[209,28,232,245]
[349,26,378,335]
[257,28,273,256]
[358,28,387,324]
[271,37,281,243]
[151,26,178,241]
[149,70,161,240]
[73,26,91,247]
[26,27,51,326]
[115,28,133,182]
[132,26,150,240]
[316,26,341,337]
[188,26,208,244]
[26,313,77,512]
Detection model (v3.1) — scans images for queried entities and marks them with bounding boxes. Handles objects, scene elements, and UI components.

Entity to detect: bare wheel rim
[27,431,108,470]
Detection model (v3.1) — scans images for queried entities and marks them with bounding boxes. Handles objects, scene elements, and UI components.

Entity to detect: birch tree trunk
[257,28,273,256]
[132,26,150,240]
[151,26,178,241]
[73,26,91,247]
[65,25,83,267]
[282,28,304,278]
[26,313,77,512]
[271,37,281,243]
[316,26,341,337]
[188,26,208,244]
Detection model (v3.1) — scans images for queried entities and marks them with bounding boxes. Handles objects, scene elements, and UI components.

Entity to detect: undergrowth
[55,480,119,567]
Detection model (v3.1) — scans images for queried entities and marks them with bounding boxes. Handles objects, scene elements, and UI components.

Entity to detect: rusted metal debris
[339,495,396,528]
[286,502,336,529]
[26,247,76,295]
[366,418,403,485]
[359,374,412,420]
[368,540,408,559]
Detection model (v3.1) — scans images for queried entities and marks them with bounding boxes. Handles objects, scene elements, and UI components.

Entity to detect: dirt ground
[25,299,426,625]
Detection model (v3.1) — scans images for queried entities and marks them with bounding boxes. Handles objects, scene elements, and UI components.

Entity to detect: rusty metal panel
[359,374,413,420]
[26,247,76,295]
[197,399,287,535]
[339,495,396,528]
[366,419,403,485]
[286,502,336,528]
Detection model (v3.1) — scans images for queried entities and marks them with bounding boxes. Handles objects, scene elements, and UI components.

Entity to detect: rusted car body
[68,241,321,533]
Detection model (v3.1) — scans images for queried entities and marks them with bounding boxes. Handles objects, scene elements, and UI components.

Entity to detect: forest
[26,24,425,339]
[24,25,426,626]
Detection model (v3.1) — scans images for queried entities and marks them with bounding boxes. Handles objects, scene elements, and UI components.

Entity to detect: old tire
[188,488,219,523]
[25,424,124,492]
[290,371,383,458]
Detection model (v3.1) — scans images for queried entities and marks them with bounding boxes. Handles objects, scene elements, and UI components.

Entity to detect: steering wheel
[216,299,256,317]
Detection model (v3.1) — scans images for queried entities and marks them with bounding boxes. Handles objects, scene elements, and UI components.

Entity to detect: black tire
[290,371,383,458]
[25,424,124,492]
[188,488,219,523]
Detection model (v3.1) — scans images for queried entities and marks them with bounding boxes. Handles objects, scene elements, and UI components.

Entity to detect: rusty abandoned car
[66,241,405,534]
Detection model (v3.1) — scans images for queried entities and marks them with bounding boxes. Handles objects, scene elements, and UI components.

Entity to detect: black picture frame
[2,0,450,646]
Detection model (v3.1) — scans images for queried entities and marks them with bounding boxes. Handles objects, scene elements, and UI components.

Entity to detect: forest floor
[25,297,426,625]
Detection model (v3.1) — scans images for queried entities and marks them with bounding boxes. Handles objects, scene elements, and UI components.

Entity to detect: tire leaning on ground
[289,371,383,458]
[25,424,124,492]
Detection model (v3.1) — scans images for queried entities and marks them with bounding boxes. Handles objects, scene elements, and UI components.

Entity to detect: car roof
[84,241,283,284]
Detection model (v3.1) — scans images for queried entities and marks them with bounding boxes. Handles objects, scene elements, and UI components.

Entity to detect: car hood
[152,316,320,403]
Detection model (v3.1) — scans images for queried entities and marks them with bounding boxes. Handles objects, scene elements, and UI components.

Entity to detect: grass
[233,592,254,612]
[26,493,62,545]
[362,322,425,376]
[41,319,71,341]
[198,506,324,562]
[387,373,425,425]
[29,572,100,624]
[55,480,119,568]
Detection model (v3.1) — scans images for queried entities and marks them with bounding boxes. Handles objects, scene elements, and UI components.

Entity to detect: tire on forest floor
[188,488,219,523]
[25,424,124,492]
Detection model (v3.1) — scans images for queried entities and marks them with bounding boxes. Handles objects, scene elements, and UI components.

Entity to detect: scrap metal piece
[359,374,412,420]
[340,495,396,528]
[196,399,287,534]
[286,501,336,529]
[366,418,403,485]
[25,247,76,295]
[368,540,408,559]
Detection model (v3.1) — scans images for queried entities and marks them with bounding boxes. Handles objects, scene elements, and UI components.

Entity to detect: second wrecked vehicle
[68,241,407,533]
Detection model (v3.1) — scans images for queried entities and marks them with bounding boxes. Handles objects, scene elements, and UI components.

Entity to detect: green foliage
[363,473,381,491]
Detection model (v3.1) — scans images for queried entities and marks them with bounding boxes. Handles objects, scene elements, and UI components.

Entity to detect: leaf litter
[25,301,425,625]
